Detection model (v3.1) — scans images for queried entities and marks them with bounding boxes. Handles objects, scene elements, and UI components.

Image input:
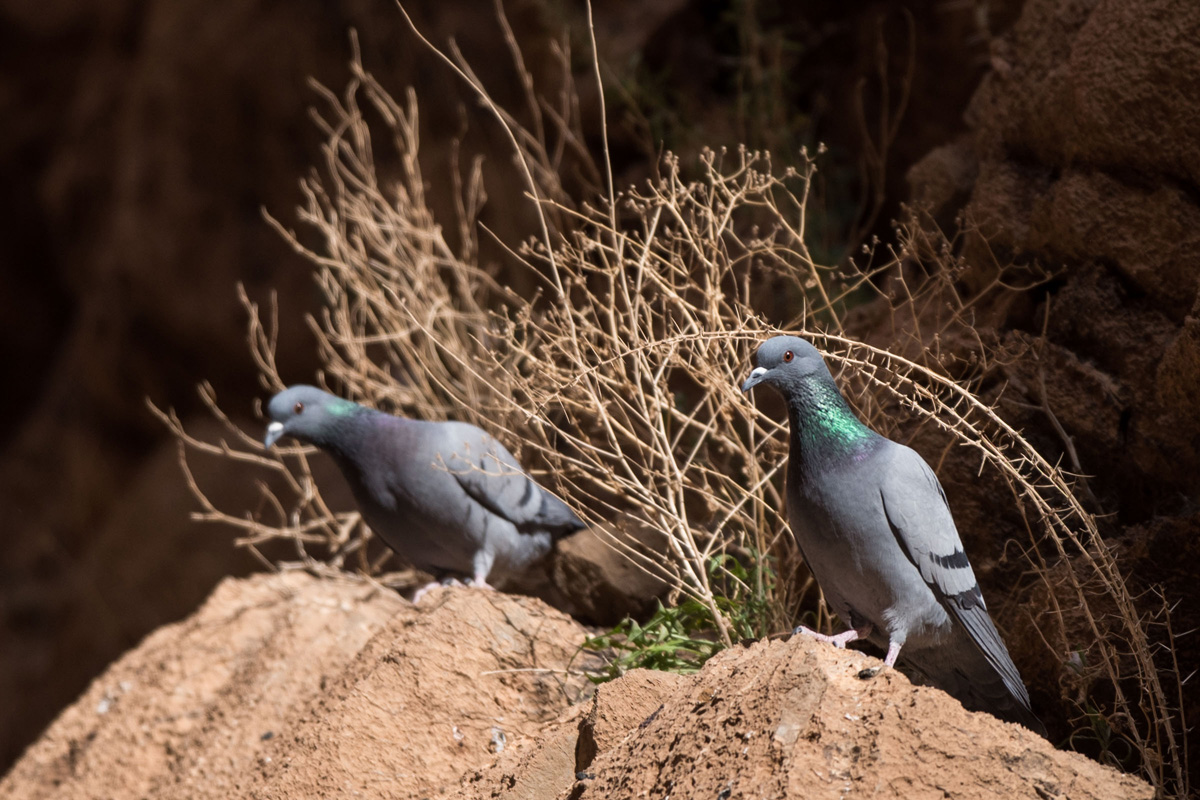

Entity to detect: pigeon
[263,385,585,598]
[742,335,1045,734]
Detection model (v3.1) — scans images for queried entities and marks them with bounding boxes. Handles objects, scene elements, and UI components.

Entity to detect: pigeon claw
[792,624,871,649]
[860,641,902,679]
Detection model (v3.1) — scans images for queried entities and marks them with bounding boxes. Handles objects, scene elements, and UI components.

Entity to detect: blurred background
[1,0,1195,785]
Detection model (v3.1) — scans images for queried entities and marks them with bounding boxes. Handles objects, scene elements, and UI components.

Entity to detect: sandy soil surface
[2,573,1151,800]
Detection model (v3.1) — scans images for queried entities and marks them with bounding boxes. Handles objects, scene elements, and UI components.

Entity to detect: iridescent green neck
[787,375,876,459]
[325,397,360,418]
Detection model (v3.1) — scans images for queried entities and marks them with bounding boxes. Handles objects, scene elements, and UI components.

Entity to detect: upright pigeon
[263,385,585,597]
[742,335,1044,734]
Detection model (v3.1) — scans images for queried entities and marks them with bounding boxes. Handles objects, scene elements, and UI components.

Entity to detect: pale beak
[263,421,285,449]
[741,366,769,393]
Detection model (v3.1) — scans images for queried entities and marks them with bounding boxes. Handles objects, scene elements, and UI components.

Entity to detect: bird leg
[468,572,495,592]
[470,551,496,593]
[858,639,905,679]
[792,623,873,648]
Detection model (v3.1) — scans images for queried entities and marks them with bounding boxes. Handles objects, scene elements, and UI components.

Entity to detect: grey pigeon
[742,336,1045,734]
[263,385,584,597]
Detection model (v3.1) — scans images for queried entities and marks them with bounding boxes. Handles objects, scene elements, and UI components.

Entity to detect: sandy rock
[905,138,978,222]
[1156,294,1200,429]
[2,574,1152,800]
[446,636,1152,800]
[952,0,1200,492]
[0,572,407,800]
[970,0,1200,182]
[567,638,1153,800]
[1,574,593,800]
[241,585,591,800]
[442,709,587,800]
[574,669,683,771]
[442,668,684,800]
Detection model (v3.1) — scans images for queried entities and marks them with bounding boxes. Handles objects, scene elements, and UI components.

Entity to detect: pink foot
[793,624,872,648]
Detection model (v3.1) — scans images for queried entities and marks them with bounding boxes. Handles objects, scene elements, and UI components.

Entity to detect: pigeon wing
[442,424,584,538]
[878,445,1032,711]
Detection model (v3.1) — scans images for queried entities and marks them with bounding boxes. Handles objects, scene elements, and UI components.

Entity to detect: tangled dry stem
[158,8,1186,798]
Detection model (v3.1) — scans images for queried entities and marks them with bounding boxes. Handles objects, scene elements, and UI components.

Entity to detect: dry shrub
[262,67,846,643]
[155,8,1186,798]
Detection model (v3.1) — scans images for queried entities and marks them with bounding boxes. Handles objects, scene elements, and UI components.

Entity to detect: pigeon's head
[264,385,361,449]
[741,335,831,394]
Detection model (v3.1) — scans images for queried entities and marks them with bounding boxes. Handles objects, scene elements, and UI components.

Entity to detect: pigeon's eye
[293,402,305,415]
[783,350,794,363]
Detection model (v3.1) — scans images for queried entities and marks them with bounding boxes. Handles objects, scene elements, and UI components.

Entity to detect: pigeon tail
[901,633,1047,737]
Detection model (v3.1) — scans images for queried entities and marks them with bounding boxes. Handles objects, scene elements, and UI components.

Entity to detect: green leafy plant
[581,551,779,682]
[581,601,726,680]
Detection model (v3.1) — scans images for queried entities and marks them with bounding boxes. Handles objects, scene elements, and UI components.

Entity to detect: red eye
[294,402,305,414]
[783,350,794,363]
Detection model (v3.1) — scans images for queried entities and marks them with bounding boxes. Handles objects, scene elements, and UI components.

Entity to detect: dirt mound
[568,642,1150,800]
[448,641,1150,800]
[1,574,592,799]
[4,574,1149,799]
[4,573,1152,796]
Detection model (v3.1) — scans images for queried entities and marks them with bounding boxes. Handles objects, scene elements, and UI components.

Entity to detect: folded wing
[442,424,585,538]
[879,445,1038,727]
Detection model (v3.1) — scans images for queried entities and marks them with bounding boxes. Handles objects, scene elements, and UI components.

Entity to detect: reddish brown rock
[4,575,1150,800]
[571,639,1152,800]
[1,574,594,800]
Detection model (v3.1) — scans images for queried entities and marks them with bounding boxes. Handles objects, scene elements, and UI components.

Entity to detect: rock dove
[263,385,585,597]
[742,335,1045,734]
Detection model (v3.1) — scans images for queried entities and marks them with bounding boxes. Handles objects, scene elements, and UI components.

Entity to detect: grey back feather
[437,422,584,538]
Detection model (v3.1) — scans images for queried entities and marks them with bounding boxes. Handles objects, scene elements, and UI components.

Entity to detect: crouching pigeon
[742,335,1045,735]
[264,385,585,598]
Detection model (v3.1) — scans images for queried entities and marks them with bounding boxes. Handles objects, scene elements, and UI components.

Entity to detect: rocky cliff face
[925,0,1200,513]
[0,574,1152,800]
[904,0,1200,763]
